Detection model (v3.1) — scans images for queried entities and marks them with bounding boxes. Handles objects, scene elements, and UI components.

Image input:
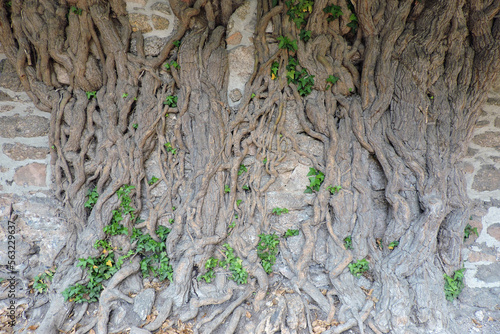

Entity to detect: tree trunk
[1,0,499,333]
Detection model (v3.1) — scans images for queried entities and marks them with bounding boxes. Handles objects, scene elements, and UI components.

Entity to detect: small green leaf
[86,91,96,100]
[238,164,247,176]
[343,236,353,250]
[164,95,178,108]
[326,75,339,85]
[272,207,289,216]
[284,229,299,238]
[299,29,311,42]
[148,176,159,185]
[349,259,369,277]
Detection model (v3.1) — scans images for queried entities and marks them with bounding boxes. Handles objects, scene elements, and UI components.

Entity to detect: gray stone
[267,191,314,211]
[0,90,12,101]
[229,88,242,102]
[227,45,255,107]
[495,117,500,128]
[487,97,500,106]
[0,59,23,91]
[151,14,169,30]
[475,120,489,128]
[14,163,47,187]
[472,131,500,148]
[472,165,500,192]
[133,288,155,321]
[129,13,152,33]
[226,32,242,45]
[0,194,67,270]
[143,36,168,56]
[474,262,500,284]
[3,143,48,161]
[466,147,479,157]
[487,223,500,242]
[0,104,15,112]
[151,2,172,15]
[459,287,500,310]
[0,115,49,138]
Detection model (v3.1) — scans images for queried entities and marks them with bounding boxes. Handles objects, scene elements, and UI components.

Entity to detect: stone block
[142,36,168,56]
[466,147,478,157]
[475,120,489,128]
[472,131,500,148]
[474,262,500,284]
[226,32,242,45]
[151,14,169,30]
[0,115,49,138]
[0,90,12,101]
[0,104,15,112]
[0,59,23,91]
[487,223,500,242]
[463,162,474,174]
[467,251,497,263]
[229,88,242,102]
[13,163,47,187]
[3,143,48,161]
[472,165,500,192]
[495,117,500,128]
[133,288,155,321]
[129,13,153,33]
[151,2,172,15]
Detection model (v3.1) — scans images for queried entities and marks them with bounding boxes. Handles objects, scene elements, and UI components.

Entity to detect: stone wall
[126,0,178,56]
[455,81,500,332]
[0,56,67,280]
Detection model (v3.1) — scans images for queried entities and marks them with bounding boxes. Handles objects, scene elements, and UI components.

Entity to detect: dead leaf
[89,329,96,334]
[27,325,39,330]
[246,311,252,319]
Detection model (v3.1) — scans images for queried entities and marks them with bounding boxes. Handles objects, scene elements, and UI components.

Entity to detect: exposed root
[1,0,499,333]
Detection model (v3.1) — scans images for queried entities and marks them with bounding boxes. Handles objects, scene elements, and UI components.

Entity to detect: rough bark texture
[1,0,499,333]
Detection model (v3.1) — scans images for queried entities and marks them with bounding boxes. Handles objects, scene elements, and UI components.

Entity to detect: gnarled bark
[0,0,499,333]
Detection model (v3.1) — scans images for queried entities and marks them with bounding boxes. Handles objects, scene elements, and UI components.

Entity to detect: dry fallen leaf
[27,325,39,331]
[246,311,252,319]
